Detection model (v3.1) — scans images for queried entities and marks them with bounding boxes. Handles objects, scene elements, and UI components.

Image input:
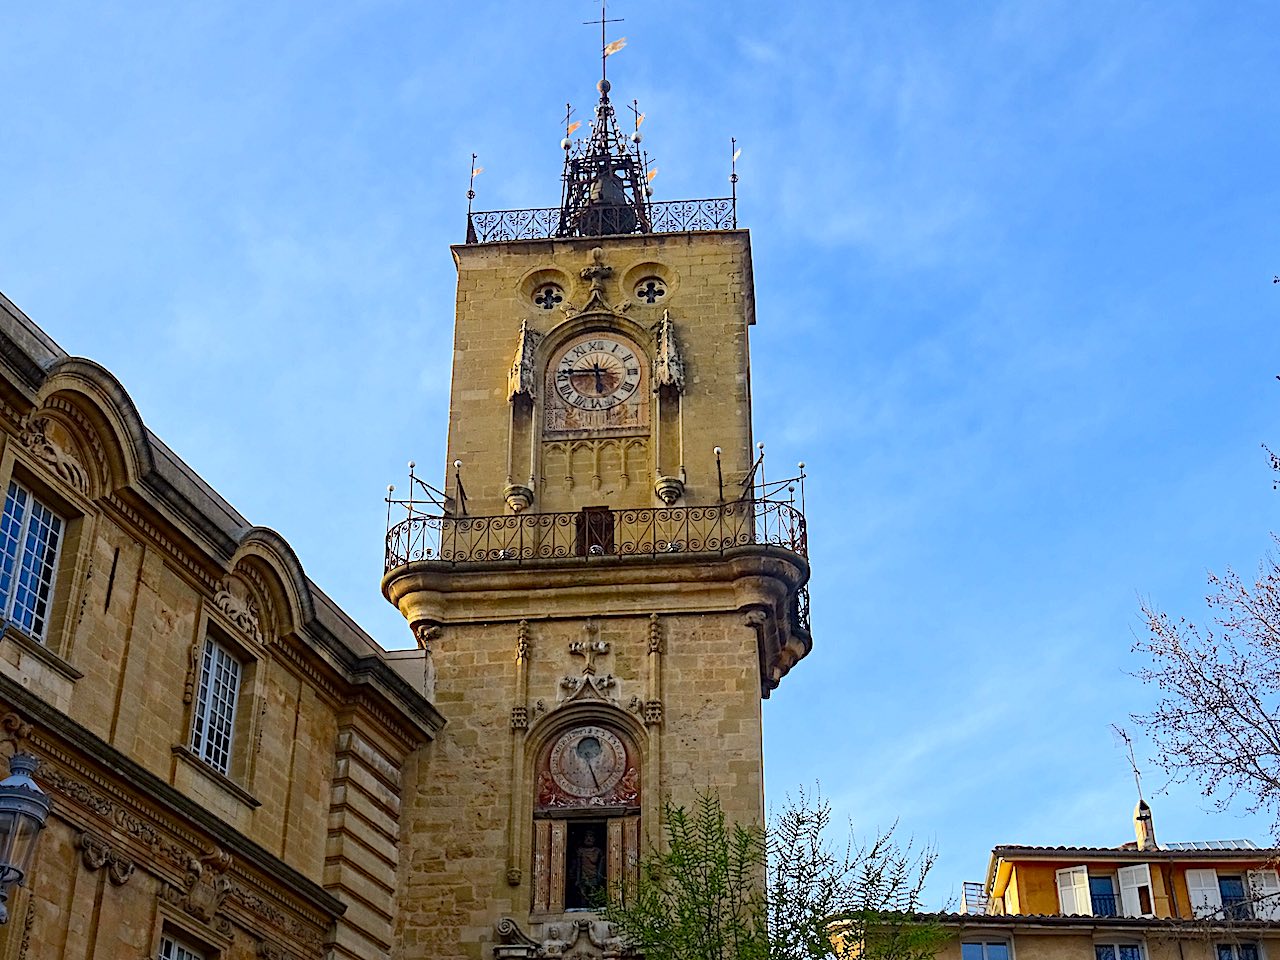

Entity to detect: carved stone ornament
[507,319,544,402]
[580,247,613,294]
[183,637,200,704]
[647,613,663,654]
[214,578,264,643]
[577,248,628,315]
[494,917,542,959]
[76,830,135,885]
[560,626,617,702]
[164,847,234,924]
[414,623,442,654]
[510,705,529,730]
[503,482,535,514]
[653,474,684,505]
[19,415,90,494]
[651,309,685,394]
[0,712,33,751]
[258,940,295,960]
[543,918,634,959]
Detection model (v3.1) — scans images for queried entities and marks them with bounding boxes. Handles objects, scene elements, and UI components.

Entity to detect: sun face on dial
[548,726,628,799]
[553,336,642,412]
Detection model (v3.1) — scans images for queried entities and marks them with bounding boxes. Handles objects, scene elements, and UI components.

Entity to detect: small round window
[534,284,565,310]
[634,277,667,304]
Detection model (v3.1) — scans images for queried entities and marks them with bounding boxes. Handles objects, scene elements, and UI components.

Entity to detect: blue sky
[3,1,1280,905]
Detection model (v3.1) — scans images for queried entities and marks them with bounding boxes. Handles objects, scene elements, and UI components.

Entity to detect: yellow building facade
[933,805,1280,960]
[0,66,812,960]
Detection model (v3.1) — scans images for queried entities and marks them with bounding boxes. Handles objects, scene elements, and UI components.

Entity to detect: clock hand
[587,759,600,788]
[593,364,605,394]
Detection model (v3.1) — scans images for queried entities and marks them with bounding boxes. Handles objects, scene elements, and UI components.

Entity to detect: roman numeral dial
[553,336,642,411]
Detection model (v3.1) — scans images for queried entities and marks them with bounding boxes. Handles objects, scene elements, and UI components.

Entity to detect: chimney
[1134,799,1156,851]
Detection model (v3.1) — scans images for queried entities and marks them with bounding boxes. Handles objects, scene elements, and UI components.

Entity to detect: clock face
[553,336,643,413]
[548,726,628,799]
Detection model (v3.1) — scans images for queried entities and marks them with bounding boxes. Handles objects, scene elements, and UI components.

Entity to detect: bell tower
[382,58,813,960]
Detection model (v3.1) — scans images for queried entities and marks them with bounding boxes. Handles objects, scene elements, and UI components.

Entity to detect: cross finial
[584,0,624,88]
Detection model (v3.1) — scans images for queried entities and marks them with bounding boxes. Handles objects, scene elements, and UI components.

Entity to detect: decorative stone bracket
[76,830,135,885]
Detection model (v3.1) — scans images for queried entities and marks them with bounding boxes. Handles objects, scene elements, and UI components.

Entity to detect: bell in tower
[558,78,651,237]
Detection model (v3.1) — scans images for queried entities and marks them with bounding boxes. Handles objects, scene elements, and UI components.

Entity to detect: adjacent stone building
[0,63,813,960]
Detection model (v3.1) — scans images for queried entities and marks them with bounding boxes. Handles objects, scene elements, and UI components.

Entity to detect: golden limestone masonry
[0,58,811,960]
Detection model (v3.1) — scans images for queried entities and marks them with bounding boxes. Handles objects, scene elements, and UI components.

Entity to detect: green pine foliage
[603,789,946,960]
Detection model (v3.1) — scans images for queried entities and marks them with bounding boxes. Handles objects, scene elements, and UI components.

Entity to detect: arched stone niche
[527,711,642,916]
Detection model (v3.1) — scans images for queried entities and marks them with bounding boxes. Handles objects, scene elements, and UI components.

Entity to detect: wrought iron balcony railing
[1091,894,1119,917]
[384,499,806,571]
[465,197,737,243]
[1222,895,1254,920]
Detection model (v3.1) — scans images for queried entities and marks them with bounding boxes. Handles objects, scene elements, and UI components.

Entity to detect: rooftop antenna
[1111,724,1144,802]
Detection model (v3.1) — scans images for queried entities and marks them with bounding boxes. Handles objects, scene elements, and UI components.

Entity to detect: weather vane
[584,0,625,86]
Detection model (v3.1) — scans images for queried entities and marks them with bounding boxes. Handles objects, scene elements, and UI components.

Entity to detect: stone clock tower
[381,71,813,960]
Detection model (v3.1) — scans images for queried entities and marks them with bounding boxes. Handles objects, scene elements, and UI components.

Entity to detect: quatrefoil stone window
[635,278,666,304]
[534,284,564,310]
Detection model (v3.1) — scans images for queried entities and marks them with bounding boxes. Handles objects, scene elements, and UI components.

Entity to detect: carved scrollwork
[0,712,33,751]
[76,830,135,885]
[165,847,234,924]
[19,415,90,494]
[213,578,264,643]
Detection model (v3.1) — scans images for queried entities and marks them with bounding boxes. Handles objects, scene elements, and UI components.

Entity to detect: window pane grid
[1098,944,1144,960]
[159,934,204,960]
[0,481,63,641]
[191,637,241,775]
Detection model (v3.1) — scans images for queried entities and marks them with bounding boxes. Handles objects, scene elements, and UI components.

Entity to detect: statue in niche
[568,827,606,908]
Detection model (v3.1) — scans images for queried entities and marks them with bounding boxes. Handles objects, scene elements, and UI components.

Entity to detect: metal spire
[557,1,652,237]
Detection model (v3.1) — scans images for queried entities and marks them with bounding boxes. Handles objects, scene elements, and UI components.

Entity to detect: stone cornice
[272,637,443,751]
[383,546,809,622]
[0,676,346,932]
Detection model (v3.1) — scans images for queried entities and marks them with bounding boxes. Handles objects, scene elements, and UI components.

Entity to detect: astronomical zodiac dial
[553,335,643,413]
[548,726,628,799]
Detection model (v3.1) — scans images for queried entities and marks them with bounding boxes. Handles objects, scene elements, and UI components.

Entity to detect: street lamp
[0,752,49,923]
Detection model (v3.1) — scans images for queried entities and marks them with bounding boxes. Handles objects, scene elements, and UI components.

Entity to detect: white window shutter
[1056,865,1091,915]
[1248,870,1280,920]
[1118,863,1153,917]
[1186,868,1222,918]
